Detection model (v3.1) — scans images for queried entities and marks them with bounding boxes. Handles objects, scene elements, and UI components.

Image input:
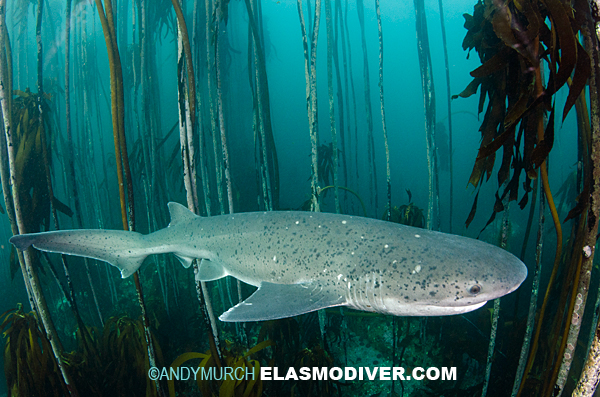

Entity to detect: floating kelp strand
[375,0,391,221]
[0,15,29,311]
[64,0,78,280]
[134,1,156,238]
[332,0,347,207]
[247,28,264,210]
[245,0,275,211]
[511,179,544,396]
[137,0,156,227]
[482,191,509,397]
[94,2,164,394]
[62,0,104,328]
[171,0,196,129]
[342,0,359,202]
[335,0,350,199]
[414,0,438,230]
[572,16,600,396]
[565,13,600,396]
[155,254,170,318]
[511,175,538,321]
[207,0,225,216]
[215,0,245,344]
[39,0,85,376]
[0,14,10,128]
[482,298,500,396]
[324,0,340,214]
[254,0,280,211]
[307,0,313,42]
[174,0,222,367]
[356,0,377,216]
[516,47,565,397]
[10,0,28,89]
[104,0,135,231]
[93,0,127,229]
[214,0,240,306]
[247,23,268,211]
[172,0,199,212]
[309,0,322,212]
[437,0,453,232]
[176,31,196,218]
[297,0,321,212]
[551,86,595,397]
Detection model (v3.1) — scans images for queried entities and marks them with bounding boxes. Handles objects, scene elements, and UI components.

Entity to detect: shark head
[364,232,528,317]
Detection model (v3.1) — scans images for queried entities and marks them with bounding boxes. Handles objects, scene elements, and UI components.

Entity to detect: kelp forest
[1,0,600,396]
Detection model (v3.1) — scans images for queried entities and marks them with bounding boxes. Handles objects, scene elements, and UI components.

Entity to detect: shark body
[10,202,527,322]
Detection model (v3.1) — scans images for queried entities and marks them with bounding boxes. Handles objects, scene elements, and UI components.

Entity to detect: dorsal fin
[167,202,198,227]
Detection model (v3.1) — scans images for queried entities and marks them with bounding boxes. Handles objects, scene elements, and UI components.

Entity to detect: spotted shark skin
[10,202,527,322]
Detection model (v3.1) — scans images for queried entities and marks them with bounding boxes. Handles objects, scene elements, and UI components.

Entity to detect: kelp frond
[1,304,69,396]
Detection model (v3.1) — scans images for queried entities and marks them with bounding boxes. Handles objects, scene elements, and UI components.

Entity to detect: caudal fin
[10,229,150,278]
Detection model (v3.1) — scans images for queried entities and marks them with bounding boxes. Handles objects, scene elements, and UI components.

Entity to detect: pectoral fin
[219,281,347,322]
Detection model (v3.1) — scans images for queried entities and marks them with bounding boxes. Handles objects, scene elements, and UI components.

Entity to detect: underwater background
[0,0,597,395]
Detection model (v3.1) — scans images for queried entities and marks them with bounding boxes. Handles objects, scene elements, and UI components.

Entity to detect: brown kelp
[93,1,163,394]
[324,0,340,214]
[385,190,426,228]
[245,0,279,212]
[9,90,71,278]
[0,1,76,391]
[1,305,69,396]
[298,0,322,212]
[61,315,164,396]
[356,0,378,216]
[437,0,454,232]
[414,0,439,231]
[167,340,271,397]
[454,0,599,395]
[570,3,600,394]
[375,0,391,222]
[173,0,223,369]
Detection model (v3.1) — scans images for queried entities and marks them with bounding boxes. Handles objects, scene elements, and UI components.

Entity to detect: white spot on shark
[342,220,347,224]
[273,255,277,262]
[295,221,300,225]
[412,264,422,274]
[415,234,421,238]
[337,274,343,280]
[384,244,389,248]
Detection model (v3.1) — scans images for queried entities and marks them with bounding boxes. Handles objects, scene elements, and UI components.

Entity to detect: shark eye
[468,284,482,295]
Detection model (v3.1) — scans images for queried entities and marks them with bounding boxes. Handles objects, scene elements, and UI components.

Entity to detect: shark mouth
[425,301,488,315]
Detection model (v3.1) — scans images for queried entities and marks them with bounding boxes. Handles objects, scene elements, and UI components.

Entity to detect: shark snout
[505,260,528,294]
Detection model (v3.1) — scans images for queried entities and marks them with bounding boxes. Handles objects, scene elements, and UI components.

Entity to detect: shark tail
[10,229,151,278]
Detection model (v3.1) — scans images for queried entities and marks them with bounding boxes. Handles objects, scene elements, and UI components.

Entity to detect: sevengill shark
[10,202,527,322]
